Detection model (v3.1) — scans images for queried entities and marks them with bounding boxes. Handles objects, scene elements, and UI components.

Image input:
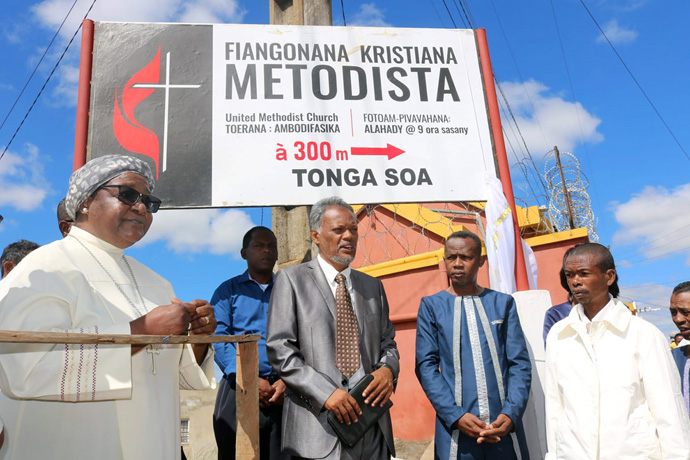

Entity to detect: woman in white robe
[0,155,216,460]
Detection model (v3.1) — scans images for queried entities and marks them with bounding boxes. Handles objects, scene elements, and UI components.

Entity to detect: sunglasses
[99,185,162,213]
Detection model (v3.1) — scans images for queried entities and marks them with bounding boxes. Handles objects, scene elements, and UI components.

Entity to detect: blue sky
[1,0,688,337]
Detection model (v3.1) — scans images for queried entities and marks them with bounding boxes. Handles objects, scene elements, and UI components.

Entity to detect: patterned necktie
[335,273,360,378]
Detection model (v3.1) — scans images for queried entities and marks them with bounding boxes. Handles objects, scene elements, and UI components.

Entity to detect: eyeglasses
[99,185,162,213]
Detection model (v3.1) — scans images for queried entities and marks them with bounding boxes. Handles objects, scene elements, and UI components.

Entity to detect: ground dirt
[394,438,433,460]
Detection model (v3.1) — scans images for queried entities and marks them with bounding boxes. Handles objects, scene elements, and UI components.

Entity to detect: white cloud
[619,283,672,310]
[618,282,676,335]
[0,143,51,211]
[603,0,649,12]
[596,19,638,45]
[32,0,245,38]
[49,63,80,107]
[499,79,604,156]
[2,21,30,44]
[351,3,391,27]
[28,0,246,106]
[140,208,255,255]
[612,183,690,264]
[178,0,244,23]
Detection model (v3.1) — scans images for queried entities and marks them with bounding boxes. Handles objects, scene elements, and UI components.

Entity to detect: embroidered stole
[448,296,522,460]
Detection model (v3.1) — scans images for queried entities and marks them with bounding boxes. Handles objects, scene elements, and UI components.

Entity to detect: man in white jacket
[545,243,690,459]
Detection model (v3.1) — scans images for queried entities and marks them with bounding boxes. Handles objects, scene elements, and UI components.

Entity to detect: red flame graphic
[113,46,161,179]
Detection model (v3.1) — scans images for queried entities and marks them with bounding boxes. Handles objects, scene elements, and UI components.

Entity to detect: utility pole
[553,145,576,230]
[271,0,332,26]
[270,0,332,270]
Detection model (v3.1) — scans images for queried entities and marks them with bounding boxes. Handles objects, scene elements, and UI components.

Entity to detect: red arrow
[351,144,405,160]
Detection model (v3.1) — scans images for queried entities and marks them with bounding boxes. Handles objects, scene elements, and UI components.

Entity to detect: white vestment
[0,227,215,460]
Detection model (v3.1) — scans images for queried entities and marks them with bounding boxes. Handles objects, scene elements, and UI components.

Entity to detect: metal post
[475,29,530,291]
[554,146,576,230]
[73,19,95,171]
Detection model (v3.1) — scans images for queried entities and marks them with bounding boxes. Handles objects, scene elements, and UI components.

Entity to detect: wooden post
[270,0,332,26]
[271,0,333,270]
[235,341,260,459]
[0,330,259,345]
[0,331,261,457]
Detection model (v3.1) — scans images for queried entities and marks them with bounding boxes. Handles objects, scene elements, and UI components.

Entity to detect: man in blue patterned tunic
[416,231,531,460]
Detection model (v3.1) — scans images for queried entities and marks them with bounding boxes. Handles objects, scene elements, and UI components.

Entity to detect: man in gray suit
[267,197,399,460]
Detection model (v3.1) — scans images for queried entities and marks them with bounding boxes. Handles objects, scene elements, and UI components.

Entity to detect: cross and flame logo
[113,46,200,179]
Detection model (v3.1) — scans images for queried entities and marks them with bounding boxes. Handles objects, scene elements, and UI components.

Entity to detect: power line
[339,0,346,26]
[0,0,81,133]
[483,0,552,203]
[0,0,98,163]
[624,238,690,264]
[624,228,690,258]
[615,222,690,258]
[427,0,448,28]
[436,0,551,208]
[439,0,458,28]
[450,0,471,28]
[579,0,690,164]
[487,0,551,154]
[548,0,606,237]
[620,279,686,289]
[618,295,669,311]
[456,0,476,27]
[494,78,550,199]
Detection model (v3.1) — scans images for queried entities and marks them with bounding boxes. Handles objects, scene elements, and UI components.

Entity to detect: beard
[329,253,355,266]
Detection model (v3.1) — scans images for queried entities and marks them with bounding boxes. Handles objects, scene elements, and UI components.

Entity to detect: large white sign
[87,23,496,207]
[212,25,495,207]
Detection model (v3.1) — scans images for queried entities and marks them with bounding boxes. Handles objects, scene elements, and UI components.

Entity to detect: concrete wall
[181,388,218,460]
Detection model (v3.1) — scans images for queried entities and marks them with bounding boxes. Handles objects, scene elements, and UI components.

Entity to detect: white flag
[484,173,539,293]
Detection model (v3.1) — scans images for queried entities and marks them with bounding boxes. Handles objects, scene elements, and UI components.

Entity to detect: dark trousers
[213,376,291,460]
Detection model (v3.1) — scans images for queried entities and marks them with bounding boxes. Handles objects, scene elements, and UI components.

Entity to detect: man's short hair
[445,230,483,256]
[242,226,274,249]
[672,281,690,296]
[309,197,356,231]
[563,243,620,298]
[1,240,40,277]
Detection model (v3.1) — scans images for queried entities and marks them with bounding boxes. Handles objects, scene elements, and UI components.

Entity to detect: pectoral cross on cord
[146,345,160,375]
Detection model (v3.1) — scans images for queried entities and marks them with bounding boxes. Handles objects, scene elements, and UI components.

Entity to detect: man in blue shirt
[212,226,289,460]
[542,269,573,345]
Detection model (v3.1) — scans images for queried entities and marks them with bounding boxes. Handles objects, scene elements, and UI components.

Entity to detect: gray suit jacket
[266,258,399,458]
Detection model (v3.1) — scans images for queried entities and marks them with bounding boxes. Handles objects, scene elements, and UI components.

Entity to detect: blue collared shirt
[211,270,275,379]
[542,301,573,345]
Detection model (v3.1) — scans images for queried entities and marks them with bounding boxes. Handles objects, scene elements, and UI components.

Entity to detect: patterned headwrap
[64,154,155,220]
